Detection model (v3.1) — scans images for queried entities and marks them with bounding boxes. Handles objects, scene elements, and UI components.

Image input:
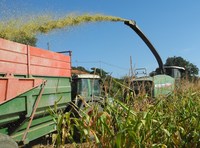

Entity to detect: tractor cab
[164,66,185,80]
[71,74,102,108]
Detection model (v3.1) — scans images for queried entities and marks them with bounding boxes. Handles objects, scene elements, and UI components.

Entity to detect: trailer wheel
[0,133,18,148]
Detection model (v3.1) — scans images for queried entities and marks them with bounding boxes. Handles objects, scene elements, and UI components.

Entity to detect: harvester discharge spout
[124,20,165,74]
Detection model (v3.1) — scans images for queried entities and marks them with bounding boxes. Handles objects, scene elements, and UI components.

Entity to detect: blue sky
[1,0,200,77]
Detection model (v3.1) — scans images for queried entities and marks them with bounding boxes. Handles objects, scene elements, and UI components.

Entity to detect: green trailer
[0,38,102,147]
[0,38,72,146]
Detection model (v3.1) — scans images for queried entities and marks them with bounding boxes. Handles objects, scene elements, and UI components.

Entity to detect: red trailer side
[0,38,71,104]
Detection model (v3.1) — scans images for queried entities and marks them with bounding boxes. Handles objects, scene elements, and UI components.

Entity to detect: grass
[50,80,200,148]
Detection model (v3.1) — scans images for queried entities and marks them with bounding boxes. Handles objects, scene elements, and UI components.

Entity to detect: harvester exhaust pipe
[124,20,165,74]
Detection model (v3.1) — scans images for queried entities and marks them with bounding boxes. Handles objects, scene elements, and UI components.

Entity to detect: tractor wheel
[0,133,18,148]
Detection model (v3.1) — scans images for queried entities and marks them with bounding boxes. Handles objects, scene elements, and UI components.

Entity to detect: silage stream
[0,14,126,44]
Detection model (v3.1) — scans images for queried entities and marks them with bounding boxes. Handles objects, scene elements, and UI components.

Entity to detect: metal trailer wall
[0,38,71,144]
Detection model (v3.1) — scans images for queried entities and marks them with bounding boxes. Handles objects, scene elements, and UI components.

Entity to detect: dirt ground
[28,137,96,148]
[31,142,95,148]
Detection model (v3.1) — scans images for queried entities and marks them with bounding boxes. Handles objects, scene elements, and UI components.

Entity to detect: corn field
[49,80,200,148]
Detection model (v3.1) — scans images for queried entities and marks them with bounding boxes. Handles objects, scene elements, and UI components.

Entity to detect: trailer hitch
[124,20,165,74]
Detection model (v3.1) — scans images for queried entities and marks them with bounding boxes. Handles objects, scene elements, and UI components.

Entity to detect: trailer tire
[0,133,18,148]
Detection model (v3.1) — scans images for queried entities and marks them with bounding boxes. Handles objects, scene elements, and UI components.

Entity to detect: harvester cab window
[78,79,89,97]
[90,79,101,96]
[165,68,181,79]
[173,69,181,79]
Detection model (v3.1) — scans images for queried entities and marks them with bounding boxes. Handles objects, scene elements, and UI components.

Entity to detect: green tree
[72,66,90,73]
[13,35,37,46]
[90,68,108,78]
[165,56,199,76]
[0,32,37,46]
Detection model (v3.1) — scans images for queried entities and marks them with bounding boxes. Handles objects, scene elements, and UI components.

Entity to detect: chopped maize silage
[0,14,125,44]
